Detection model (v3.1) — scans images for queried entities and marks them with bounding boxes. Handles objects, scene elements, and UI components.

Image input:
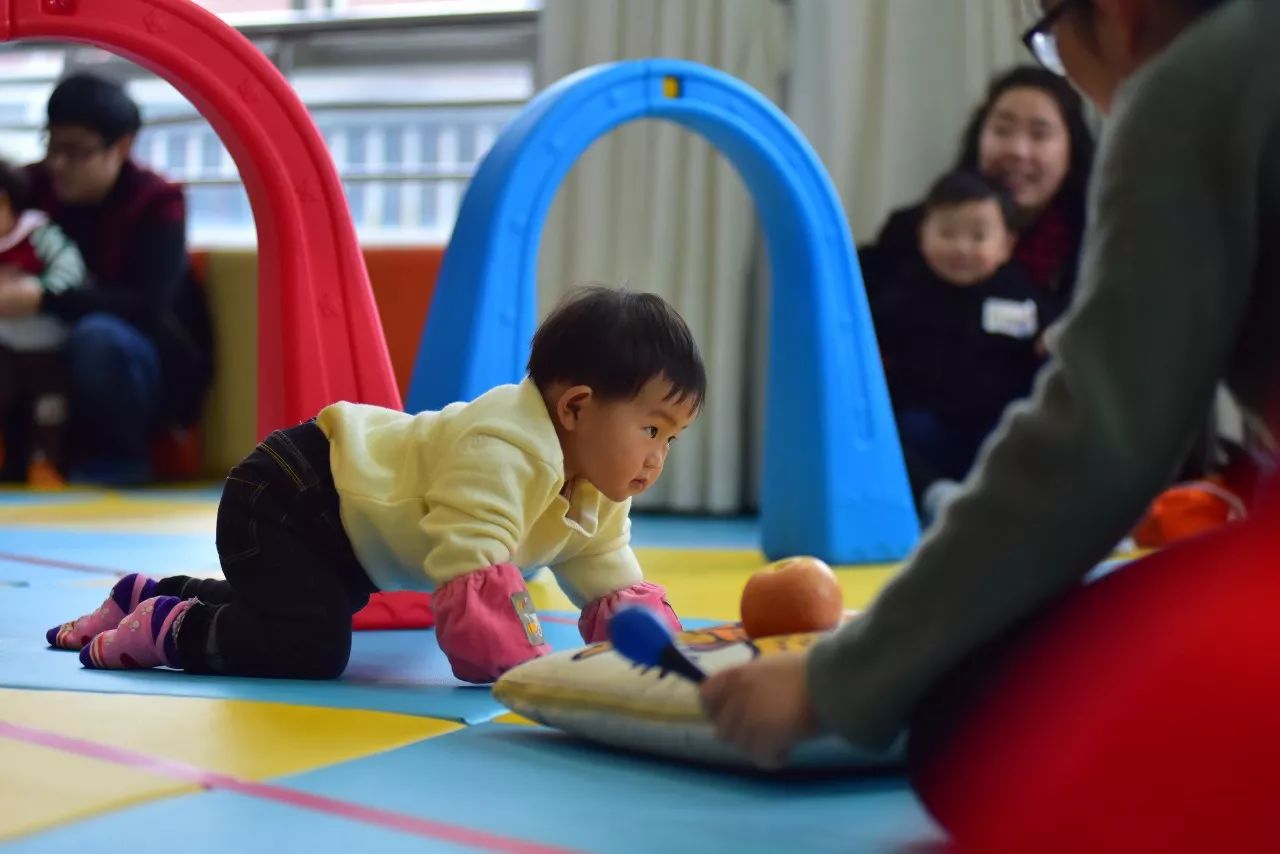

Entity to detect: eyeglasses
[41,129,109,163]
[1021,0,1080,76]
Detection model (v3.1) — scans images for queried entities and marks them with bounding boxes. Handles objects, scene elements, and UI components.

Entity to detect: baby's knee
[300,619,352,679]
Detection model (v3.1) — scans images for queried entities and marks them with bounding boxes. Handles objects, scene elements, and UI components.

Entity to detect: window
[0,1,538,246]
[191,0,298,13]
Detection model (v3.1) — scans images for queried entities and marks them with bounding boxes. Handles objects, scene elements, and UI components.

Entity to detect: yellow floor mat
[0,688,459,841]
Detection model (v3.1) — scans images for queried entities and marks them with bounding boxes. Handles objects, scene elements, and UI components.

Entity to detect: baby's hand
[433,563,550,683]
[578,581,679,644]
[699,653,820,769]
[0,273,41,318]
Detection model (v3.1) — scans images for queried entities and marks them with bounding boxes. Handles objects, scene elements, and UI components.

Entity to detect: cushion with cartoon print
[492,623,904,770]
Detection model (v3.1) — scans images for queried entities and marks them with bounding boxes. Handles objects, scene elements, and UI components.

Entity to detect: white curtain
[537,0,789,513]
[535,0,1030,513]
[787,0,1026,244]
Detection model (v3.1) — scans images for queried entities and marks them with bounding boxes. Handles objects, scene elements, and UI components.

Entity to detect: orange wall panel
[361,246,444,398]
[189,245,443,477]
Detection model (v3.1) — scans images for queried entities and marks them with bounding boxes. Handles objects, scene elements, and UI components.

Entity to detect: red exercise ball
[909,510,1280,854]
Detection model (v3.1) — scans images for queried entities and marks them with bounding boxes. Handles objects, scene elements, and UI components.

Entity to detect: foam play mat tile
[492,712,539,726]
[629,513,762,549]
[5,790,493,853]
[0,558,96,586]
[0,687,458,841]
[0,583,587,724]
[0,486,942,851]
[0,688,458,778]
[634,547,898,618]
[13,722,939,852]
[528,548,899,620]
[267,723,943,853]
[0,737,193,842]
[0,491,96,508]
[0,527,220,577]
[0,493,218,531]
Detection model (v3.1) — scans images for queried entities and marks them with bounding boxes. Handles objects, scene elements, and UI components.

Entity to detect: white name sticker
[982,298,1038,339]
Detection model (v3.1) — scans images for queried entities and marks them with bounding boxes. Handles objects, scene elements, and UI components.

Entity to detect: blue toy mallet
[608,607,707,683]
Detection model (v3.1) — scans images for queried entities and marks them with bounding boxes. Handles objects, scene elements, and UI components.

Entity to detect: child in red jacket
[0,157,87,485]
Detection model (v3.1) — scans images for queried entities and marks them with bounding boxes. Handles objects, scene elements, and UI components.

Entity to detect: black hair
[0,158,30,213]
[956,65,1095,229]
[528,285,706,410]
[923,170,1018,231]
[47,73,142,143]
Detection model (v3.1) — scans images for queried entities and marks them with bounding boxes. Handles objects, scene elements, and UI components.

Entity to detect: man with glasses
[0,73,212,485]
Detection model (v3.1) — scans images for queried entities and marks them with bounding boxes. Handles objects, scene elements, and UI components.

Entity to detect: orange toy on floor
[740,556,844,638]
[1131,478,1246,548]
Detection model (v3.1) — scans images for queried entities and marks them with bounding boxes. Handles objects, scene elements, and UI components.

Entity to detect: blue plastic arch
[408,59,918,563]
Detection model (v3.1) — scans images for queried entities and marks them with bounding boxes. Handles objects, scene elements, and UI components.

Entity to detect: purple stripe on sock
[110,574,157,613]
[149,596,180,637]
[110,574,143,613]
[151,597,186,668]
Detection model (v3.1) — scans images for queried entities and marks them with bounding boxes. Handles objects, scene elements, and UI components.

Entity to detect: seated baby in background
[867,171,1050,518]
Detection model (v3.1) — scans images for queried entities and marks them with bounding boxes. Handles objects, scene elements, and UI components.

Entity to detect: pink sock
[47,573,158,650]
[79,596,191,670]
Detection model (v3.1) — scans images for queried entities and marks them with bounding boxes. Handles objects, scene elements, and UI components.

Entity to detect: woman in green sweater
[703,0,1273,766]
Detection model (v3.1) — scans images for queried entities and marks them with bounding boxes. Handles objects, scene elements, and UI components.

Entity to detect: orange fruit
[740,556,844,638]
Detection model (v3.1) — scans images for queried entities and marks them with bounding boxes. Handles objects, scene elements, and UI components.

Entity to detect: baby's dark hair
[924,171,1018,232]
[0,158,30,212]
[47,73,142,144]
[528,286,706,410]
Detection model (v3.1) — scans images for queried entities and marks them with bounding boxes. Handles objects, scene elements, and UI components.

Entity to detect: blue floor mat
[0,517,764,580]
[631,513,760,550]
[0,527,220,578]
[0,583,582,724]
[277,722,942,854]
[0,492,97,507]
[5,791,481,854]
[10,723,942,854]
[0,558,97,586]
[277,724,941,853]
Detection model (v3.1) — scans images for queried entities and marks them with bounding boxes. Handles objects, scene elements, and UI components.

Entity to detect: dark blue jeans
[65,313,160,479]
[896,409,989,503]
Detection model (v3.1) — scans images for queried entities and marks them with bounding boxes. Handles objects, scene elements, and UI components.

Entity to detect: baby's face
[567,375,698,503]
[919,199,1015,287]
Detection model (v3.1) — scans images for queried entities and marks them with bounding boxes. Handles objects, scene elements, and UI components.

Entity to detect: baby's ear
[555,384,594,430]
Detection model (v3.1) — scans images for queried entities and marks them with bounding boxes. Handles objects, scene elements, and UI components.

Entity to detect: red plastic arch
[2,0,402,436]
